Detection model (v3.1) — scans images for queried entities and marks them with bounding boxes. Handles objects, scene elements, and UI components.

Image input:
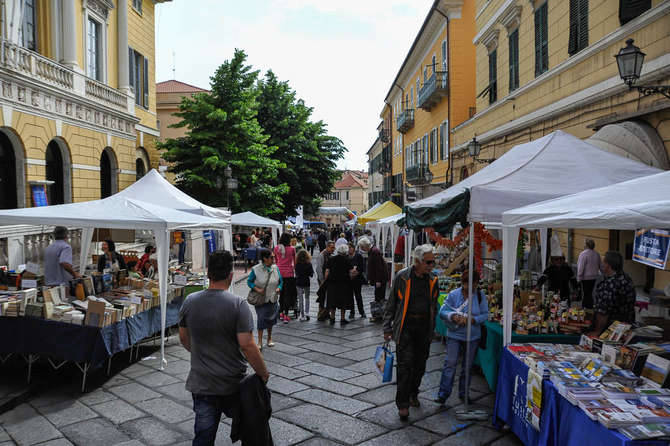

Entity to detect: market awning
[317,207,355,218]
[358,201,402,225]
[404,131,661,232]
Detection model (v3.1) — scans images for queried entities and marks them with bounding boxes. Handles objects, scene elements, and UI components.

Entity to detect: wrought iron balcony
[405,163,433,185]
[379,127,390,143]
[396,109,414,133]
[418,71,448,111]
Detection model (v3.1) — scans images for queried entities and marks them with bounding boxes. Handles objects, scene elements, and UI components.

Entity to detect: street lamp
[468,136,495,164]
[223,166,237,209]
[615,39,670,99]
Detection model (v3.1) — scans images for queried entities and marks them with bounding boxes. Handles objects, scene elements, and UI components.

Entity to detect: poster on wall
[633,229,670,270]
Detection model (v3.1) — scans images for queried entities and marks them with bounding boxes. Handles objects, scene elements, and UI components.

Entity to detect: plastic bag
[374,342,394,383]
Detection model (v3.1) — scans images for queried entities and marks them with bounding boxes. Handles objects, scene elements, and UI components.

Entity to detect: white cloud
[156,0,429,170]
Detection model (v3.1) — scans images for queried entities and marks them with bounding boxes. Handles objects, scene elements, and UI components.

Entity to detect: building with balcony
[450,0,670,290]
[0,0,169,266]
[382,0,476,202]
[367,136,384,207]
[316,170,368,226]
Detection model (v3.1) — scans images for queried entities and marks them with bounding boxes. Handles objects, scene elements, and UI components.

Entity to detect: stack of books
[597,410,640,429]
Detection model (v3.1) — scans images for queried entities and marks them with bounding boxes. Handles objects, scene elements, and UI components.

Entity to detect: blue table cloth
[495,348,669,446]
[0,301,183,369]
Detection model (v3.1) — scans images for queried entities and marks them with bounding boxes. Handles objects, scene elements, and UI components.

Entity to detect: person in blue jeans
[435,269,488,405]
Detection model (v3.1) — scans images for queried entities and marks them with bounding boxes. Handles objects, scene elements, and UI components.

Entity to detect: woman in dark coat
[325,243,354,325]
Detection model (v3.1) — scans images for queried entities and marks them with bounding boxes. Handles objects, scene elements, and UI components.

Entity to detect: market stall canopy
[502,170,670,230]
[0,196,228,231]
[115,169,231,221]
[404,131,662,232]
[500,170,670,347]
[317,207,355,217]
[358,201,402,225]
[231,211,282,230]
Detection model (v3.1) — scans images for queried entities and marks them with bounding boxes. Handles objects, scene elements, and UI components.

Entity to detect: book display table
[478,321,581,391]
[494,348,668,446]
[0,300,183,392]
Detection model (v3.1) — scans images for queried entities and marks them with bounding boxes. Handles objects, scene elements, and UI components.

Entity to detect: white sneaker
[299,315,307,321]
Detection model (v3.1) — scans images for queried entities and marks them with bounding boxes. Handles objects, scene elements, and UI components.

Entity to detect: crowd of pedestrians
[179,224,494,444]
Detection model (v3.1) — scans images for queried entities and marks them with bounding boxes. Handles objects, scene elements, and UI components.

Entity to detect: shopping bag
[374,343,394,383]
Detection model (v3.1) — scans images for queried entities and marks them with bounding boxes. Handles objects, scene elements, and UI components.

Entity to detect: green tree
[160,49,287,215]
[256,70,346,221]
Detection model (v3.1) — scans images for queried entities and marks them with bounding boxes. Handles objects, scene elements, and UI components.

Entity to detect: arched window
[136,158,146,180]
[135,147,150,181]
[100,147,118,198]
[0,133,17,209]
[46,141,64,205]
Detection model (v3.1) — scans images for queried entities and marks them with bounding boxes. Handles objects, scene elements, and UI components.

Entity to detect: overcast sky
[155,0,428,171]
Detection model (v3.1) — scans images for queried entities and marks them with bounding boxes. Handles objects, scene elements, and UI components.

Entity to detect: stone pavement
[0,278,524,446]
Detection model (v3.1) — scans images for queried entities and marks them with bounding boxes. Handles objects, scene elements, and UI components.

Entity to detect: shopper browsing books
[44,226,80,286]
[588,251,636,337]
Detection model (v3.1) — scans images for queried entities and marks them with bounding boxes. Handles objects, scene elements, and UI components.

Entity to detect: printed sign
[31,184,48,207]
[633,229,670,269]
[203,230,216,253]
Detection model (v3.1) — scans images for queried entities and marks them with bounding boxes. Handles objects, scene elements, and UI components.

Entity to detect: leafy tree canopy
[160,50,346,218]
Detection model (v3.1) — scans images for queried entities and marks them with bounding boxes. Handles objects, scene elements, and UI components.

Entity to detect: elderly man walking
[383,244,439,420]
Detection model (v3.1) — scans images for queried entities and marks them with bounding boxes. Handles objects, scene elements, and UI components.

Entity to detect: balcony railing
[396,109,414,133]
[406,163,431,185]
[378,127,390,143]
[418,71,448,111]
[0,39,132,114]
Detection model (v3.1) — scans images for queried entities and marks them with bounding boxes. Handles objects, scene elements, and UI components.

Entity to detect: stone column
[62,0,79,71]
[117,0,130,91]
[50,0,61,61]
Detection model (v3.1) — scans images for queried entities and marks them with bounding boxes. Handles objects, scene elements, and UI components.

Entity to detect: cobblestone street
[0,279,522,446]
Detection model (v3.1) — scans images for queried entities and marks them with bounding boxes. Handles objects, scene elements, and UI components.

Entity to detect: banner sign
[633,229,670,269]
[203,230,217,254]
[31,184,48,207]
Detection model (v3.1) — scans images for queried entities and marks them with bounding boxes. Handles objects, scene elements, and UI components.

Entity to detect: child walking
[295,249,314,321]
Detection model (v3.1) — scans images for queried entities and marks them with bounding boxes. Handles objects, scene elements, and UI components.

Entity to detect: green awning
[403,189,470,234]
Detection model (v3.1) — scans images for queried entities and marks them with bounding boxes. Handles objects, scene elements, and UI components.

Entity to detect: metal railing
[418,71,448,110]
[396,109,414,133]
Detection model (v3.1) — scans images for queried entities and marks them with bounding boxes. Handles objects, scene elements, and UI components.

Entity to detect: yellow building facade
[0,0,168,213]
[450,0,670,289]
[380,0,476,202]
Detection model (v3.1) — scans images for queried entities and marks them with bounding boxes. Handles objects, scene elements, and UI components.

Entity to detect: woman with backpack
[435,269,489,405]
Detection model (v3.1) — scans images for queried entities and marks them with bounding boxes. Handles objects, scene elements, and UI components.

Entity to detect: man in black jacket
[180,251,270,445]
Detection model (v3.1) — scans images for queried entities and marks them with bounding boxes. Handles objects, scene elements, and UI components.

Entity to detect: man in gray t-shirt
[179,251,269,445]
[44,226,80,286]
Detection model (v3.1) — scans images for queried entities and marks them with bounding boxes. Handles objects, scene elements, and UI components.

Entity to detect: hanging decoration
[425,223,502,273]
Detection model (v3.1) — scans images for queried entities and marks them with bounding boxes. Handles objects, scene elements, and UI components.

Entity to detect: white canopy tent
[231,211,282,247]
[115,169,233,252]
[366,213,404,262]
[0,195,229,370]
[500,170,670,346]
[405,130,661,275]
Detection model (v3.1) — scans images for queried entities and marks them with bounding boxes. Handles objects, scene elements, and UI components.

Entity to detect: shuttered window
[509,29,519,92]
[22,0,36,50]
[128,47,150,109]
[568,0,589,56]
[534,2,549,76]
[488,50,497,104]
[619,0,650,25]
[439,121,448,161]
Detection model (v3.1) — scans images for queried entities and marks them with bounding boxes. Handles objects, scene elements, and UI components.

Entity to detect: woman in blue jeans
[435,269,488,405]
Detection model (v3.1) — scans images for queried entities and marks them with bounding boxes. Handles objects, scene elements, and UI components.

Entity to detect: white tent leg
[540,228,548,272]
[406,230,414,268]
[79,227,94,274]
[502,227,519,346]
[272,228,278,248]
[464,222,475,409]
[155,229,170,370]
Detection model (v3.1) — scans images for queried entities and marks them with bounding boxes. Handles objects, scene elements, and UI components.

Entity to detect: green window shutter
[489,50,497,104]
[568,0,578,55]
[143,57,149,108]
[619,0,651,25]
[535,3,549,76]
[578,0,589,52]
[509,30,519,91]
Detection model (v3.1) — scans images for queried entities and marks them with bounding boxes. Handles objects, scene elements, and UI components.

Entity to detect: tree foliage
[256,71,345,220]
[160,49,286,215]
[160,49,345,218]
